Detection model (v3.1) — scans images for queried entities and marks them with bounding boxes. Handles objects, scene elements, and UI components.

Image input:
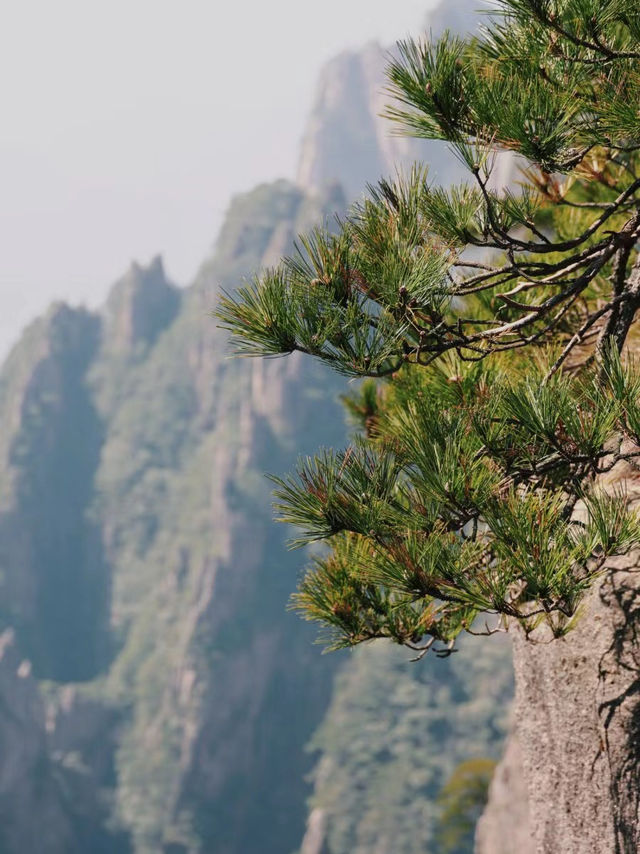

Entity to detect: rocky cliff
[476,557,640,854]
[0,176,511,854]
[296,0,480,201]
[0,2,515,851]
[0,180,350,853]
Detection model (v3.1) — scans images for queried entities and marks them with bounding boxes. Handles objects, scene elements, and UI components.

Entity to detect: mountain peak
[295,0,481,202]
[103,255,180,356]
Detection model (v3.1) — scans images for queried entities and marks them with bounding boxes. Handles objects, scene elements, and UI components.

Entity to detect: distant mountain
[0,2,512,852]
[299,637,512,854]
[0,180,349,853]
[297,40,463,202]
[296,0,481,201]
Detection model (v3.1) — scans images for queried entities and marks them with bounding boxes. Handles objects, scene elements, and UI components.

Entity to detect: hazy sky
[0,0,438,358]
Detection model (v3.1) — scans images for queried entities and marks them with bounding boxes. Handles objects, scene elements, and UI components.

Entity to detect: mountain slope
[0,2,514,851]
[299,630,512,854]
[0,181,349,853]
[296,0,480,201]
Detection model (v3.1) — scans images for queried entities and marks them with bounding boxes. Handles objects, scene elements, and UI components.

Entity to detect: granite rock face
[0,1,517,850]
[0,630,127,853]
[102,255,180,357]
[296,0,513,206]
[0,181,349,853]
[0,629,76,854]
[296,39,467,203]
[0,303,108,683]
[474,733,533,854]
[477,534,640,853]
[296,0,482,202]
[509,561,640,854]
[301,809,331,854]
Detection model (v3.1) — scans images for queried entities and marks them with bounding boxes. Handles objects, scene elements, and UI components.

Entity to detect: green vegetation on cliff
[301,635,511,854]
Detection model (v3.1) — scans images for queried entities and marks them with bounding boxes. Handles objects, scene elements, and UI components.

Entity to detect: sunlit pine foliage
[217,0,640,654]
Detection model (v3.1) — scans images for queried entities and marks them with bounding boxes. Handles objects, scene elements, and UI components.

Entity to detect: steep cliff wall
[97,182,349,854]
[0,304,108,682]
[474,733,533,854]
[296,0,480,201]
[0,629,128,853]
[475,464,640,854]
[296,41,463,203]
[0,181,349,853]
[0,1,516,850]
[0,629,77,854]
[504,563,640,854]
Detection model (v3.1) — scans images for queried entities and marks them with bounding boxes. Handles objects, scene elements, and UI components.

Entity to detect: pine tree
[218,1,640,847]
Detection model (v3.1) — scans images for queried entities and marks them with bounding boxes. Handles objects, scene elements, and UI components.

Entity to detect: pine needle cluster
[217,0,640,654]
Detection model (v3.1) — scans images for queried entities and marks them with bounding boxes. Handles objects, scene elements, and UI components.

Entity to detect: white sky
[0,0,436,358]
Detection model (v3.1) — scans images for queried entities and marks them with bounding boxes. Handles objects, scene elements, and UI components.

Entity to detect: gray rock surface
[296,0,514,204]
[511,559,640,853]
[0,3,518,849]
[300,808,330,854]
[0,181,348,854]
[477,535,640,854]
[0,630,76,853]
[296,41,446,202]
[475,733,533,854]
[102,255,180,357]
[295,0,483,204]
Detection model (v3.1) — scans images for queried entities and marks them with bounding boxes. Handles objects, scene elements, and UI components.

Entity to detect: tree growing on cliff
[219,0,640,656]
[218,2,640,846]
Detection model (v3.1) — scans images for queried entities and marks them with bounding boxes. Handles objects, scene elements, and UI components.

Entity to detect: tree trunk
[477,556,640,853]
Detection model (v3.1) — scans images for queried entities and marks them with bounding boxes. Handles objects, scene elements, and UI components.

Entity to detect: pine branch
[217,1,640,652]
